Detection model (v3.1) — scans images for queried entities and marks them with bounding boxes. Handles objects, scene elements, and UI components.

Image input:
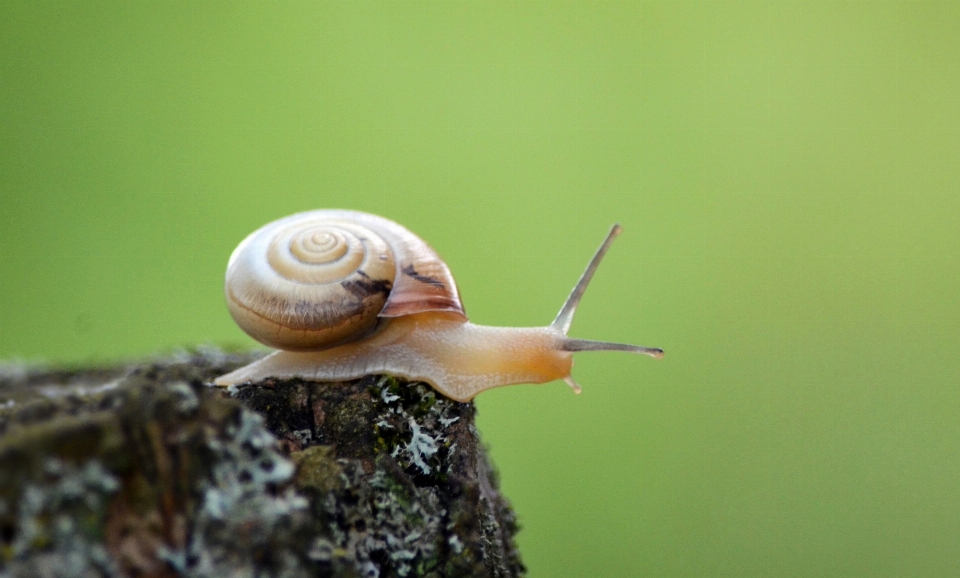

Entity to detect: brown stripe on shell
[314,210,467,320]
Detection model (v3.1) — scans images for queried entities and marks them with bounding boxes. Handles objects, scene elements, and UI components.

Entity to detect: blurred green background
[2,2,959,576]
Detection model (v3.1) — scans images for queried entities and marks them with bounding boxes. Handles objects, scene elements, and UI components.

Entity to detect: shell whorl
[225,209,466,351]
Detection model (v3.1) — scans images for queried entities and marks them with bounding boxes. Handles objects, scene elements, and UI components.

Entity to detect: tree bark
[0,349,525,578]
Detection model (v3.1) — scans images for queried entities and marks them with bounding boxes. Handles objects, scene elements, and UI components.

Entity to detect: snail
[213,209,663,401]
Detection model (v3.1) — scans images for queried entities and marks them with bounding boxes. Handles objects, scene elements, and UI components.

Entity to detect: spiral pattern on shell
[223,210,467,351]
[226,213,396,350]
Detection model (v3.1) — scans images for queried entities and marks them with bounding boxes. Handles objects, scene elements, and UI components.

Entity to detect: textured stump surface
[0,350,524,578]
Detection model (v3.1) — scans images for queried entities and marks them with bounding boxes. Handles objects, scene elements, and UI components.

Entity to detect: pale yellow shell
[224,209,466,351]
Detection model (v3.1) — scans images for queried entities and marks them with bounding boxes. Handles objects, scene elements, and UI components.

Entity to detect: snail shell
[225,209,466,351]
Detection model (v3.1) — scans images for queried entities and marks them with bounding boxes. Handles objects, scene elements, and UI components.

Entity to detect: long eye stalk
[552,224,623,334]
[552,224,664,362]
[561,338,664,358]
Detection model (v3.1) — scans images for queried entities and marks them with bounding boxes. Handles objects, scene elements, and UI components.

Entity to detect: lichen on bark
[0,349,525,578]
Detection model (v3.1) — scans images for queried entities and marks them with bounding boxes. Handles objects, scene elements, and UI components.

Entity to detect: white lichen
[1,458,120,578]
[168,409,310,578]
[399,418,439,475]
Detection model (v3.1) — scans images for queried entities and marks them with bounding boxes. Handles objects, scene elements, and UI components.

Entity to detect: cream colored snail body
[214,210,662,402]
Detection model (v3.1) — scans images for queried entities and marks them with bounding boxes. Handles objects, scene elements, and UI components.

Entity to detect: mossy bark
[0,350,525,578]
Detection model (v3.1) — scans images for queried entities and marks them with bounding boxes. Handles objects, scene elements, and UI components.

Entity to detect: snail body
[214,210,662,402]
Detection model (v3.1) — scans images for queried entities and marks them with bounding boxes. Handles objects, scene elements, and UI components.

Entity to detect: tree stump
[0,349,525,578]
